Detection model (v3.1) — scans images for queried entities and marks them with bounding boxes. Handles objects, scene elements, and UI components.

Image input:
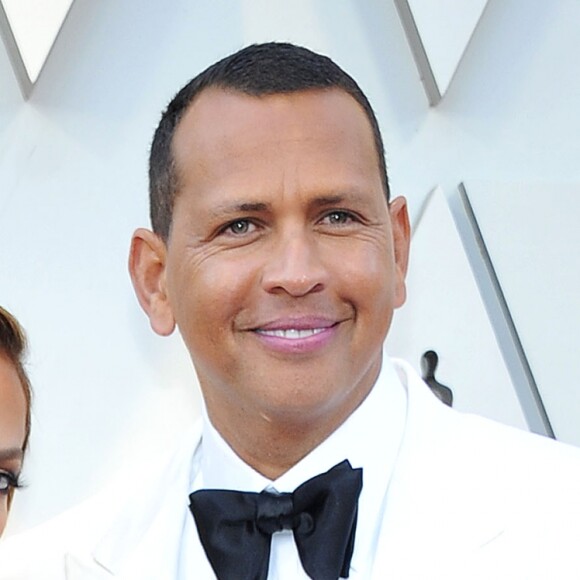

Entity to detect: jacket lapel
[65,423,203,579]
[372,360,506,578]
[65,553,114,579]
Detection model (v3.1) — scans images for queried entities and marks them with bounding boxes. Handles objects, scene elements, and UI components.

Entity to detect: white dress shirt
[179,355,408,579]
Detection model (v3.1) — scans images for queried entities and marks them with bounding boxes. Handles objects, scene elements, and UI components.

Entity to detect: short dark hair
[149,42,390,240]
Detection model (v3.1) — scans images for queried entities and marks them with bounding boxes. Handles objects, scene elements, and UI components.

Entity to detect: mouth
[255,327,328,340]
[249,317,341,354]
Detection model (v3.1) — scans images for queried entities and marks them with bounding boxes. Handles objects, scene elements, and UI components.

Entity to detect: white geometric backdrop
[394,0,489,104]
[1,0,580,534]
[0,0,74,96]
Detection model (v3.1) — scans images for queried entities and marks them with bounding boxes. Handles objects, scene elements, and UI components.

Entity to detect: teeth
[258,328,325,339]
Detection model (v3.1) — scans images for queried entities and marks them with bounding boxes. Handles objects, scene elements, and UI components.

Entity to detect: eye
[321,210,357,226]
[223,219,255,236]
[0,471,21,495]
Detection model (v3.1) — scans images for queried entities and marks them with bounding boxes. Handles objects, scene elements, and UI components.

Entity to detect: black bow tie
[189,460,363,580]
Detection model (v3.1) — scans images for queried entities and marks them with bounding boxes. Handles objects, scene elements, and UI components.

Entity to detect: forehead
[171,87,380,192]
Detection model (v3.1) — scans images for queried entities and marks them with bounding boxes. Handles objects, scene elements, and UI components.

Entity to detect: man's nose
[261,231,328,297]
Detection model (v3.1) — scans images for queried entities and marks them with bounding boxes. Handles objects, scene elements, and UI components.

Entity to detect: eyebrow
[209,201,270,218]
[0,448,23,462]
[309,194,348,208]
[206,191,370,222]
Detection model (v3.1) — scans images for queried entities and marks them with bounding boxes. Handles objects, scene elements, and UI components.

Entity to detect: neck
[204,376,377,480]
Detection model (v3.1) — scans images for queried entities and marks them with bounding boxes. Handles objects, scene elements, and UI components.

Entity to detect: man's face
[146,87,409,433]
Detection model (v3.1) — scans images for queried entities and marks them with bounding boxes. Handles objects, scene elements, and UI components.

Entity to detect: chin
[257,381,357,425]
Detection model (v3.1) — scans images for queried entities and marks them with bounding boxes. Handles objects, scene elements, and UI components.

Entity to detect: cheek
[336,244,398,341]
[0,500,7,536]
[172,255,258,338]
[338,243,396,298]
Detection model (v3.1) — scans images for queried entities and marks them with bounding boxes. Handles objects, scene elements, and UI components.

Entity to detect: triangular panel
[395,0,489,105]
[0,0,74,98]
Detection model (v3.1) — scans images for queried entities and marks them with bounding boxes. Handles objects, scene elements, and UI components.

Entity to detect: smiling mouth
[255,328,327,339]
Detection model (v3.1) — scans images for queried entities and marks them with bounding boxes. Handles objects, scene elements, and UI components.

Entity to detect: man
[2,42,580,579]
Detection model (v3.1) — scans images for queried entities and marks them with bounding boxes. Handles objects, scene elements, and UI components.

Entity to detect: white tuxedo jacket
[2,359,580,579]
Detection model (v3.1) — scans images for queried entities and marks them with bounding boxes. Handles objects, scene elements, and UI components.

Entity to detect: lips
[249,316,341,354]
[252,315,337,333]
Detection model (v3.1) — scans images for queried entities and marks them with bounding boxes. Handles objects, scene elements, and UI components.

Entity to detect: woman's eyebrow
[0,448,23,462]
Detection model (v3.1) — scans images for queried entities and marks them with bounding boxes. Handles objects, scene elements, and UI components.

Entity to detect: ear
[128,228,176,336]
[389,196,411,309]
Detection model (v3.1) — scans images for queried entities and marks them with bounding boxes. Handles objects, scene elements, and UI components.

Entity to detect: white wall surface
[386,187,529,431]
[396,0,489,102]
[1,0,580,533]
[464,182,580,446]
[1,0,74,83]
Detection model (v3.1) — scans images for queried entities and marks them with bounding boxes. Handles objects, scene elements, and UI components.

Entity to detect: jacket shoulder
[0,494,111,579]
[0,422,203,579]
